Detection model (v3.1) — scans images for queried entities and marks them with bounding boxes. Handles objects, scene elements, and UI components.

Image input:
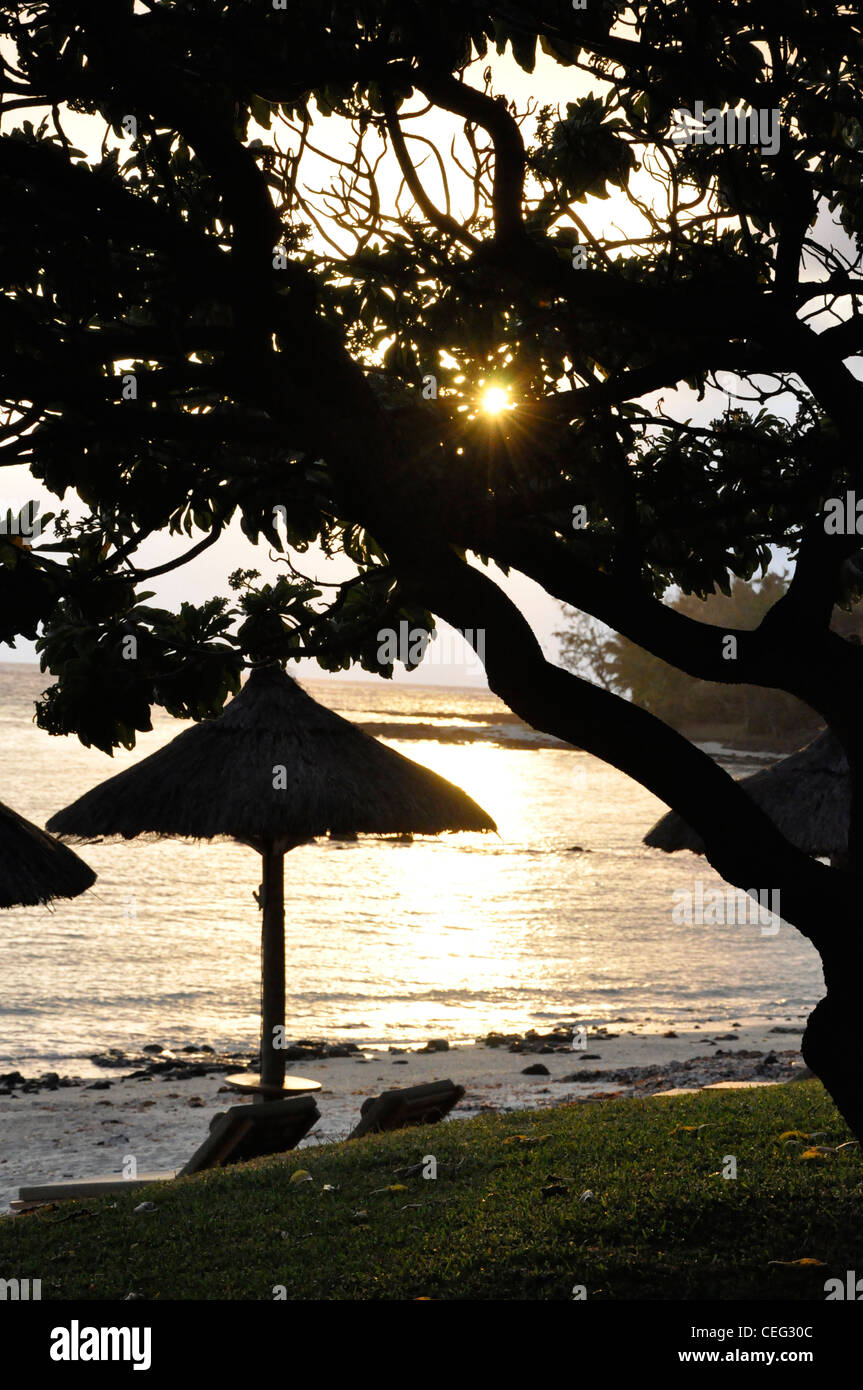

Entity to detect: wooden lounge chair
[348,1079,465,1140]
[13,1093,320,1206]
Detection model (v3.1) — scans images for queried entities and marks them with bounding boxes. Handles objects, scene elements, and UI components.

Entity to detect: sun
[481,385,514,416]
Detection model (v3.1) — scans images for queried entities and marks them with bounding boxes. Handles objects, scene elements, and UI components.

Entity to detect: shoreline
[0,1021,811,1213]
[0,1004,814,1084]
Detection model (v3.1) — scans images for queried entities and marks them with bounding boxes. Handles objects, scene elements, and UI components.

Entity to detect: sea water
[0,664,822,1076]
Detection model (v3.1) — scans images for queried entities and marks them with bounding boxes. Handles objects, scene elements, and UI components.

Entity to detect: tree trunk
[802,993,863,1144]
[393,545,863,1140]
[259,842,286,1091]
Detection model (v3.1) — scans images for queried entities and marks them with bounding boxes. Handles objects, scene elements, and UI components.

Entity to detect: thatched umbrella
[47,665,496,1090]
[643,729,850,860]
[0,798,96,908]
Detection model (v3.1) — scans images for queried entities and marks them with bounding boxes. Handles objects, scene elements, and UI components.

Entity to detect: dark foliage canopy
[2,2,863,981]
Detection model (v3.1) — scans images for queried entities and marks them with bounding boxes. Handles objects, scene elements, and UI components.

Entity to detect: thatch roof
[0,799,97,908]
[47,665,497,845]
[643,729,849,858]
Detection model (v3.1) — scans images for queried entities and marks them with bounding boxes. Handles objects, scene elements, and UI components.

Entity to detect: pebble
[553,1048,802,1095]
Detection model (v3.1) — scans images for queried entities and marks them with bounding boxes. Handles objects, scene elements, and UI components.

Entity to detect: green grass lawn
[2,1081,861,1300]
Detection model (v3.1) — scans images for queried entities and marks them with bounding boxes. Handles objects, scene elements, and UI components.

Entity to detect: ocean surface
[0,664,822,1076]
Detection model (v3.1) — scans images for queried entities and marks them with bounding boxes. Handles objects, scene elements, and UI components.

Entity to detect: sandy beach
[0,1019,811,1213]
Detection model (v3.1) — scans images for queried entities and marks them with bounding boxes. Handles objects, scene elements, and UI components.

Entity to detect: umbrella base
[223,1072,322,1099]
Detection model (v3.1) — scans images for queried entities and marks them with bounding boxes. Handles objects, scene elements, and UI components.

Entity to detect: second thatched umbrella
[47,665,496,1090]
[643,729,850,861]
[0,798,96,908]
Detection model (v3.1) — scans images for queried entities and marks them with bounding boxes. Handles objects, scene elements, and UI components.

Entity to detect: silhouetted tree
[2,3,863,1135]
[558,574,863,747]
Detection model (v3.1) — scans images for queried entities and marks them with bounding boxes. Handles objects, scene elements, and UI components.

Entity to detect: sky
[1,21,856,686]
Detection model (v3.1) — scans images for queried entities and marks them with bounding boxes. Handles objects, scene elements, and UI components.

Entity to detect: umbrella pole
[260,842,286,1092]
